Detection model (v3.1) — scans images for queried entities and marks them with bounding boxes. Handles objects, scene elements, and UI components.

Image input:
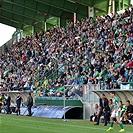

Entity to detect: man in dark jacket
[94,93,110,126]
[27,93,33,116]
[6,93,11,114]
[16,93,22,115]
[0,93,2,113]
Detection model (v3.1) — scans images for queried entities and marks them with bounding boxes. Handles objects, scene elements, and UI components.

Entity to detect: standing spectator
[0,93,2,113]
[27,93,33,116]
[16,93,23,115]
[6,93,11,114]
[94,93,110,126]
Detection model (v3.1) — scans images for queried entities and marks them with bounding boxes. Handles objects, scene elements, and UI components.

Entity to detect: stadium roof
[0,0,131,30]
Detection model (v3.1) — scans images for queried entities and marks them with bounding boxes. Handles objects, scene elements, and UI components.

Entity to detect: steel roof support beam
[94,6,107,13]
[0,14,42,30]
[36,0,72,18]
[124,1,130,6]
[21,0,26,25]
[2,0,38,13]
[1,10,44,29]
[106,0,109,15]
[0,15,26,26]
[2,0,46,21]
[0,16,23,29]
[2,0,74,25]
[36,0,86,17]
[2,0,71,20]
[0,6,59,30]
[0,7,39,22]
[36,0,75,13]
[72,0,107,13]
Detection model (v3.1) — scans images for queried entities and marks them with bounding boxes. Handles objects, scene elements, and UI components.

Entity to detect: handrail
[120,82,133,84]
[45,62,66,80]
[35,96,80,100]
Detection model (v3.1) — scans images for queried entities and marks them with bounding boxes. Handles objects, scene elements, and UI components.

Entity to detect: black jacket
[6,96,11,106]
[16,96,22,105]
[27,95,33,106]
[127,104,133,113]
[99,98,109,111]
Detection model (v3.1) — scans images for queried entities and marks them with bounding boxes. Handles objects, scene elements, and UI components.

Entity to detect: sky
[0,23,16,47]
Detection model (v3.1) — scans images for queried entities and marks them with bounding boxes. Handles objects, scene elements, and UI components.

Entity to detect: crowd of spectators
[0,5,133,97]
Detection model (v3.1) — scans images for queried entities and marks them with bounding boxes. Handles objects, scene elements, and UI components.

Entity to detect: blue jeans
[96,110,109,125]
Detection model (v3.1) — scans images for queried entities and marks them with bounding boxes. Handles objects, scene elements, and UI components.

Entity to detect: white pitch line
[1,115,133,133]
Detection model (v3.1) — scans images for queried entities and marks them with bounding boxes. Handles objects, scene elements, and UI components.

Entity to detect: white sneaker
[128,120,132,124]
[120,117,123,121]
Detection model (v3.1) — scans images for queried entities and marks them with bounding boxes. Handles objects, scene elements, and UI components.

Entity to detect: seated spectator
[0,5,133,98]
[123,100,133,124]
[1,98,7,114]
[109,99,114,114]
[101,81,110,90]
[90,104,100,122]
[10,100,16,113]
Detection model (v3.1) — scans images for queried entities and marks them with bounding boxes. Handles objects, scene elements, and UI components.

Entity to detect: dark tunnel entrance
[63,107,83,119]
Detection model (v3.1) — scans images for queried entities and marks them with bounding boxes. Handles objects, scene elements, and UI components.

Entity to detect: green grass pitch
[0,114,132,133]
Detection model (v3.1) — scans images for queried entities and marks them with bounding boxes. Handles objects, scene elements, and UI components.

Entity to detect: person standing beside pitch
[0,93,2,113]
[94,93,110,126]
[27,92,33,116]
[107,91,125,132]
[16,93,23,115]
[6,93,11,114]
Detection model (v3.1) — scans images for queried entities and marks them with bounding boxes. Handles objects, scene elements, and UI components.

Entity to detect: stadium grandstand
[0,0,133,132]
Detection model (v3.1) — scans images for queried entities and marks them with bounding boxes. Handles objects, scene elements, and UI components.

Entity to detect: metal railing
[45,62,66,80]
